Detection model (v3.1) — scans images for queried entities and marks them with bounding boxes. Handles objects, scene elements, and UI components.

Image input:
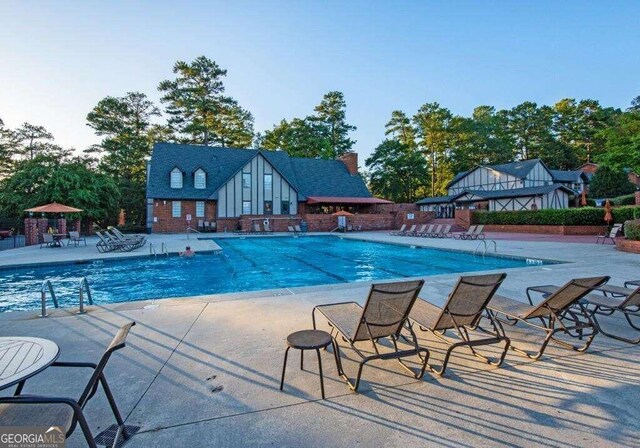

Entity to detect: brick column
[635,192,640,205]
[37,218,49,244]
[24,218,39,246]
[56,218,67,235]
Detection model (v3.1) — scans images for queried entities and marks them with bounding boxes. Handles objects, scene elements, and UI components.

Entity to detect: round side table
[279,329,341,399]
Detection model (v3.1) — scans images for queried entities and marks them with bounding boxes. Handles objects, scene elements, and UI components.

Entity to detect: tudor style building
[417,159,586,213]
[146,143,390,233]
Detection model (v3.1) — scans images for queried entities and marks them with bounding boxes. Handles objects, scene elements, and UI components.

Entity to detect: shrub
[611,193,637,206]
[472,206,640,226]
[624,220,640,241]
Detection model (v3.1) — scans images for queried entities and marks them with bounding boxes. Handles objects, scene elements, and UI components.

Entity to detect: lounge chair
[625,280,640,288]
[0,322,136,448]
[485,276,610,360]
[390,224,406,236]
[453,225,476,240]
[287,226,297,234]
[253,223,263,234]
[40,233,55,248]
[410,273,509,375]
[539,283,640,344]
[106,229,146,250]
[470,225,485,240]
[596,224,622,244]
[428,224,442,238]
[108,226,147,245]
[410,224,427,237]
[418,224,434,237]
[95,231,132,252]
[402,225,416,236]
[437,224,452,238]
[294,225,304,234]
[264,222,273,232]
[68,230,87,247]
[312,280,429,391]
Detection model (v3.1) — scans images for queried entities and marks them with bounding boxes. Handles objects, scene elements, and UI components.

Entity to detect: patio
[0,233,638,447]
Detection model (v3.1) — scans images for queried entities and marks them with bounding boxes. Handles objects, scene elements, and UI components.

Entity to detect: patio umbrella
[24,202,83,214]
[603,199,613,224]
[581,190,587,207]
[332,210,354,217]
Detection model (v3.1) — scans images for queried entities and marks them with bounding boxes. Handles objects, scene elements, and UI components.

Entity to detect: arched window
[194,169,206,189]
[170,168,183,189]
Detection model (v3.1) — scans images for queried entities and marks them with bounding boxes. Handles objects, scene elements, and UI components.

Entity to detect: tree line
[366,97,640,202]
[0,54,638,228]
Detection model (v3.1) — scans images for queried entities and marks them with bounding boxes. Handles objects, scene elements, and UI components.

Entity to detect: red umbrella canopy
[24,202,83,213]
[603,199,613,223]
[332,210,354,217]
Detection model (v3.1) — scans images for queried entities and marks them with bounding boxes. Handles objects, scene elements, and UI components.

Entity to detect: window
[264,201,273,215]
[194,169,206,189]
[281,201,290,215]
[170,168,183,188]
[242,201,251,215]
[242,173,251,188]
[264,174,273,196]
[172,201,181,218]
[195,201,205,218]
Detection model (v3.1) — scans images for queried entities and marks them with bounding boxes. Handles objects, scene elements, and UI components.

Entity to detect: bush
[624,220,640,241]
[611,193,637,206]
[472,206,640,226]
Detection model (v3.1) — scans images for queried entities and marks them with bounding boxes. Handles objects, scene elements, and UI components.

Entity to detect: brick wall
[151,199,216,233]
[455,209,473,229]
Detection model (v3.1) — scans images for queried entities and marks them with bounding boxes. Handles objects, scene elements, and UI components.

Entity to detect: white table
[0,337,59,391]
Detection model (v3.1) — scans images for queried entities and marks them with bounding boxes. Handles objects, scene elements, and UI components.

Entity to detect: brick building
[146,143,394,233]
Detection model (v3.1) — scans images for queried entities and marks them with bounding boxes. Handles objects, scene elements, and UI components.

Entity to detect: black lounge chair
[95,231,132,252]
[68,231,87,247]
[485,276,610,360]
[410,273,509,375]
[538,283,640,344]
[453,225,476,240]
[390,224,406,236]
[107,227,147,249]
[596,224,622,244]
[0,322,136,448]
[40,233,56,248]
[313,280,428,391]
[418,224,434,237]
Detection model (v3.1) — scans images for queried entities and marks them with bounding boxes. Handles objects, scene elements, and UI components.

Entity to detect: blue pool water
[0,236,552,312]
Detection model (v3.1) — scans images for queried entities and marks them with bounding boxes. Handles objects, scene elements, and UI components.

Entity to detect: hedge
[472,206,640,226]
[625,220,640,241]
[611,193,637,206]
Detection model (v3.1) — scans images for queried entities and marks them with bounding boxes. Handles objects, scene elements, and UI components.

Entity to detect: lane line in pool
[241,239,349,283]
[275,238,409,279]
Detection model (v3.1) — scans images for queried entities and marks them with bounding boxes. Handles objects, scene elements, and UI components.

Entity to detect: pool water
[0,236,552,312]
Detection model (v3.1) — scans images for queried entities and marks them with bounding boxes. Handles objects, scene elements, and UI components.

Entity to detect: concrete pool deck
[0,232,639,447]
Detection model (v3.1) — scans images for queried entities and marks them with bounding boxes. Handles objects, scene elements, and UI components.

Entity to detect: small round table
[0,337,60,392]
[279,330,340,399]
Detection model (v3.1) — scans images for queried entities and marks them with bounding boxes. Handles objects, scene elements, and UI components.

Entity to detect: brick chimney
[339,152,358,175]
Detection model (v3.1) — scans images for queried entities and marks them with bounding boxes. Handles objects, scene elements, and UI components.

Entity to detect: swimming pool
[0,236,554,312]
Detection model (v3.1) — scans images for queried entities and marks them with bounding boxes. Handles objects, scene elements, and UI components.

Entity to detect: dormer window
[194,168,206,189]
[170,168,183,188]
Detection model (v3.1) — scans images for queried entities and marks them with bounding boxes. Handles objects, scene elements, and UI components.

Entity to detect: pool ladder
[39,277,93,318]
[474,239,497,257]
[150,242,169,257]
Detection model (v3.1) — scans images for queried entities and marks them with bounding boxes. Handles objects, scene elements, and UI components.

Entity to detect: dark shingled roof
[550,169,585,183]
[416,184,573,204]
[485,159,542,178]
[147,142,372,201]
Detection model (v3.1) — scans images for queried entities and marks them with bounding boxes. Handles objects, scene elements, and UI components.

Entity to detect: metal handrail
[161,242,168,256]
[78,277,93,314]
[39,279,59,318]
[150,242,156,257]
[474,239,497,257]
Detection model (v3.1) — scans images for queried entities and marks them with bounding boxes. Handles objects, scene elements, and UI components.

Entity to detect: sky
[1,1,639,162]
